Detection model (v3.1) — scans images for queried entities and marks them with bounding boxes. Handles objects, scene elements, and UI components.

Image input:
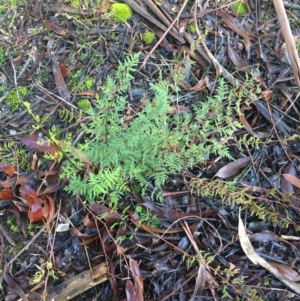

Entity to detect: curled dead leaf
[215,157,251,179]
[0,163,15,177]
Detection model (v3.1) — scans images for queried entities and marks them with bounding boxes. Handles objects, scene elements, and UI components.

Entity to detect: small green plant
[62,53,249,203]
[135,205,160,228]
[296,41,300,53]
[188,23,196,33]
[27,223,42,236]
[232,1,248,14]
[7,216,19,233]
[58,107,77,124]
[213,265,248,299]
[0,0,18,7]
[24,101,53,131]
[77,99,92,110]
[110,3,133,22]
[190,178,295,227]
[186,251,214,268]
[82,77,94,90]
[0,83,6,93]
[70,71,95,92]
[262,279,270,286]
[24,101,41,126]
[32,261,58,284]
[0,142,30,171]
[71,0,80,7]
[0,46,6,66]
[6,86,28,111]
[142,31,156,45]
[245,289,264,301]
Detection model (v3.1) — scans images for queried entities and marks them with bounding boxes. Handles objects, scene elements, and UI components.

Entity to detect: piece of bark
[45,263,108,301]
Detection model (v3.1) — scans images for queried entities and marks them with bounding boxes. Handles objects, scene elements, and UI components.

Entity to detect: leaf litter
[0,0,300,300]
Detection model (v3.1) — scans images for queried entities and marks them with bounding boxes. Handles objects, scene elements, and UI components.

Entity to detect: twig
[45,263,108,301]
[273,0,300,89]
[122,0,185,43]
[5,212,58,272]
[6,224,46,268]
[37,84,77,109]
[0,224,15,246]
[192,0,222,76]
[142,0,179,35]
[140,0,189,68]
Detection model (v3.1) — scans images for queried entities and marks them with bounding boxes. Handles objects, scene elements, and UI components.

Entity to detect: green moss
[70,72,95,92]
[6,86,28,111]
[77,99,92,111]
[71,0,80,7]
[142,31,156,45]
[188,23,196,33]
[84,77,94,90]
[110,3,132,22]
[232,1,248,14]
[8,216,19,233]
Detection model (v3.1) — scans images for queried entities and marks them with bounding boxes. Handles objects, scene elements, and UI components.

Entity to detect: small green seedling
[8,216,19,233]
[71,0,80,7]
[32,261,58,284]
[110,3,133,22]
[6,86,28,111]
[188,23,196,33]
[135,206,160,228]
[142,31,156,45]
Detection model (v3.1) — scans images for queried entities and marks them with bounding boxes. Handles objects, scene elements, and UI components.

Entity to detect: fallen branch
[273,0,300,89]
[45,263,108,301]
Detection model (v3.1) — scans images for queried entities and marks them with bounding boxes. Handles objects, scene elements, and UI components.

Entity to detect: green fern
[190,178,293,227]
[62,53,249,203]
[0,142,30,171]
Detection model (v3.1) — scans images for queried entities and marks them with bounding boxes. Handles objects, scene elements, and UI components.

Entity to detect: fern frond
[63,56,261,205]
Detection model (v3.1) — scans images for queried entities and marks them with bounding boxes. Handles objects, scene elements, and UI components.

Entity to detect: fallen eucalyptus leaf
[238,208,300,294]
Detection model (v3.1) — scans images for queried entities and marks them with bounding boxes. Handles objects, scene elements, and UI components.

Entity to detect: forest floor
[1,0,300,300]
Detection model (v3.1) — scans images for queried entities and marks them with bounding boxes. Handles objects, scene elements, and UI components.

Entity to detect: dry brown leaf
[268,261,300,282]
[0,163,15,177]
[52,55,71,101]
[129,258,144,301]
[0,188,14,200]
[215,157,251,179]
[116,245,127,255]
[21,135,60,158]
[262,90,273,101]
[126,280,138,301]
[281,163,296,191]
[98,0,113,13]
[228,44,258,75]
[239,107,268,138]
[238,208,300,294]
[189,77,207,92]
[282,174,300,189]
[3,272,28,301]
[20,184,43,222]
[182,221,207,297]
[43,20,77,48]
